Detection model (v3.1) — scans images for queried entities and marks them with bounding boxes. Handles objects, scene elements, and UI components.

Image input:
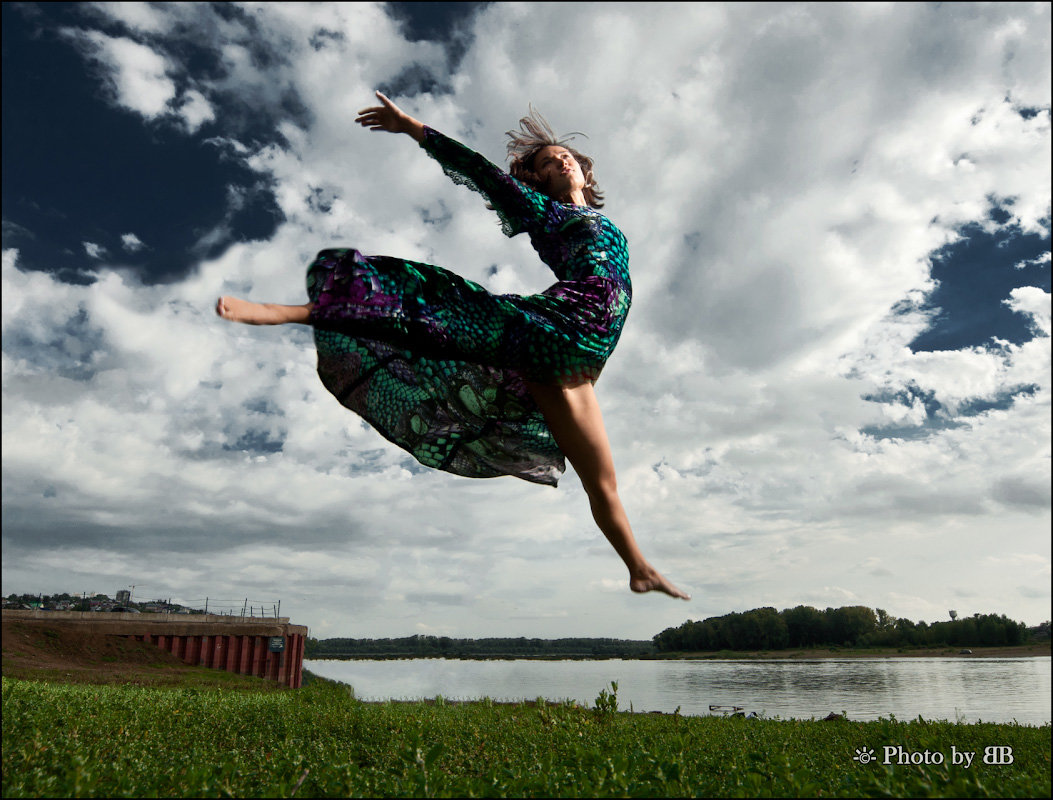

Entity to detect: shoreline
[307,642,1051,662]
[660,643,1051,660]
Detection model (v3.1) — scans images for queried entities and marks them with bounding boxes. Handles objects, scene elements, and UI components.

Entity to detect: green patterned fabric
[306,128,632,486]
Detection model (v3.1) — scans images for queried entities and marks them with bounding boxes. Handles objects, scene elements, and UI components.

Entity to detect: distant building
[116,590,131,604]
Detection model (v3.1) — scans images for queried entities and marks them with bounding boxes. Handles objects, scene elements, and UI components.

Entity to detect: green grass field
[3,674,1049,798]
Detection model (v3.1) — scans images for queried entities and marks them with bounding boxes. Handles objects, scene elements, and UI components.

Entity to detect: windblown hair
[505,107,604,208]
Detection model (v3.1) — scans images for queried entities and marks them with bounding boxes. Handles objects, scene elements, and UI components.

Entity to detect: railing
[192,599,283,618]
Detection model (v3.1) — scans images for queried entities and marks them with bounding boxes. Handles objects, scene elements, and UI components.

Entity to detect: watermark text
[853,745,1014,767]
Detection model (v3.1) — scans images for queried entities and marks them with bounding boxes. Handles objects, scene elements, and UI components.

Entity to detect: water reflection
[306,657,1051,726]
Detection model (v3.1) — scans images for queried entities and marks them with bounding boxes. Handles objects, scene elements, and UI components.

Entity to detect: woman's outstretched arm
[358,91,552,240]
[355,91,425,142]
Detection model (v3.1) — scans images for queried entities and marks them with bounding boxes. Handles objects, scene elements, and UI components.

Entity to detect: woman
[217,92,688,600]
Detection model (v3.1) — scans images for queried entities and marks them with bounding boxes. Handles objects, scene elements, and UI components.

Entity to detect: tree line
[652,606,1034,652]
[304,635,655,660]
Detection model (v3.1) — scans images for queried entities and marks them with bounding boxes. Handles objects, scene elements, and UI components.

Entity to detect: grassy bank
[3,675,1049,798]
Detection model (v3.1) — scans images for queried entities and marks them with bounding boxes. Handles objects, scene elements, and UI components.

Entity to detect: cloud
[177,88,215,133]
[66,29,177,118]
[1004,286,1051,337]
[3,3,1049,635]
[86,1,177,36]
[121,233,146,252]
[83,241,106,259]
[60,25,215,132]
[1014,250,1051,271]
[2,220,36,246]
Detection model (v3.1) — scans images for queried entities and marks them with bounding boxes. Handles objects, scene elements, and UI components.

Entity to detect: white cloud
[71,30,176,118]
[61,25,216,132]
[120,232,146,252]
[1004,286,1051,337]
[1015,250,1052,270]
[87,1,176,36]
[3,3,1049,635]
[83,241,106,259]
[176,88,215,133]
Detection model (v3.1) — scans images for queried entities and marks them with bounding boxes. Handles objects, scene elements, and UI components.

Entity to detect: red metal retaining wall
[133,630,306,688]
[2,611,308,688]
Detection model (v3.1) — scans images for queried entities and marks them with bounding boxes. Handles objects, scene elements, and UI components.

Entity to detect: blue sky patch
[910,214,1050,353]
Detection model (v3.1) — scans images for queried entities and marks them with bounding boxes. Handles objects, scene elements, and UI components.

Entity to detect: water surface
[306,656,1051,725]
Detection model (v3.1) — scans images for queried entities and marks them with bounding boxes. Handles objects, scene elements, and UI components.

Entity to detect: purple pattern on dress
[306,129,632,483]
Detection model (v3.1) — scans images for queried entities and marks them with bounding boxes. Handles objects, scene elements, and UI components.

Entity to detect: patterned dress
[306,127,631,486]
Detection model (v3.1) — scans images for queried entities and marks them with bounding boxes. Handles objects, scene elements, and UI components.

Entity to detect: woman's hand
[355,91,425,142]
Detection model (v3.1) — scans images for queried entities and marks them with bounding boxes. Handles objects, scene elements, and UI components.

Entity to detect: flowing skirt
[306,248,630,486]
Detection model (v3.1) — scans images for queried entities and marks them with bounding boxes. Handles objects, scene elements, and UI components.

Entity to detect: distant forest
[305,606,1046,660]
[305,636,654,660]
[652,606,1038,653]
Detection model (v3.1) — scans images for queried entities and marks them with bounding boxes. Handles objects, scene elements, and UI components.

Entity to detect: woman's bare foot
[630,565,690,600]
[215,297,311,325]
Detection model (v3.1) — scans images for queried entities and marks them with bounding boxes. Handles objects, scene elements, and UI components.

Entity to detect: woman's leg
[526,381,689,599]
[216,297,313,325]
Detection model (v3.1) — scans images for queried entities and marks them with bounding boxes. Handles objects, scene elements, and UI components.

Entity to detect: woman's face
[533,145,585,201]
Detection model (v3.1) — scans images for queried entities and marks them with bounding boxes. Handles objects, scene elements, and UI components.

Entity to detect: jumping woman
[217,91,689,600]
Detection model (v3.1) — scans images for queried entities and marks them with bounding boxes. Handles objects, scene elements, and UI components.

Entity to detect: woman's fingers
[355,92,407,133]
[355,107,391,130]
[357,92,396,115]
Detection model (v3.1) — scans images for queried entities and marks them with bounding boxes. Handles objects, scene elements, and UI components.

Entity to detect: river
[305,656,1051,725]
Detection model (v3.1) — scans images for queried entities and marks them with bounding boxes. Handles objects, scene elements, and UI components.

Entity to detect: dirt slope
[1,618,277,688]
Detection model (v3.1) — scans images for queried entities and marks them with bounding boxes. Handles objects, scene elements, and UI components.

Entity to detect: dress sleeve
[419,126,551,237]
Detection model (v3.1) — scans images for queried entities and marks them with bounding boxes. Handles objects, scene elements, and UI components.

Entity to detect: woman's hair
[505,107,604,208]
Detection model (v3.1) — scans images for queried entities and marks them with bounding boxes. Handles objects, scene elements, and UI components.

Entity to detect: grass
[0,660,291,691]
[3,674,1050,798]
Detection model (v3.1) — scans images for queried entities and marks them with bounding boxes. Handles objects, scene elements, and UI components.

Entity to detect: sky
[2,2,1050,640]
